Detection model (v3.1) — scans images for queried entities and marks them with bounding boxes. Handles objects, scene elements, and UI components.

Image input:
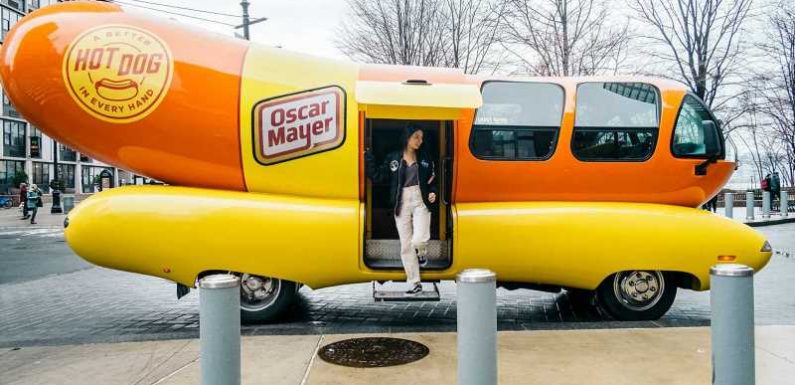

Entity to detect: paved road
[0,222,793,348]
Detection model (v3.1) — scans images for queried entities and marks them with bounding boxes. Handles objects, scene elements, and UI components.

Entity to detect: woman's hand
[428,192,436,203]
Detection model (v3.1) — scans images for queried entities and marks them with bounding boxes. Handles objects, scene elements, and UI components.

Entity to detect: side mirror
[702,121,721,157]
[695,120,722,176]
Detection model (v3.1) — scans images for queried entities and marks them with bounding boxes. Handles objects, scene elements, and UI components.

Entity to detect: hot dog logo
[252,86,346,165]
[62,25,173,123]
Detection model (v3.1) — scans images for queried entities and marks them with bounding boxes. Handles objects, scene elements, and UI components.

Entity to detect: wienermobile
[0,2,772,322]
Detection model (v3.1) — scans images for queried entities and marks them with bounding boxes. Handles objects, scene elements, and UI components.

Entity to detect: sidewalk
[723,206,795,227]
[1,326,793,385]
[0,204,66,229]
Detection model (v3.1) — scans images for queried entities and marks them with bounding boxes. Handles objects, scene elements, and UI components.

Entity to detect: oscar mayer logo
[62,25,174,123]
[252,86,346,165]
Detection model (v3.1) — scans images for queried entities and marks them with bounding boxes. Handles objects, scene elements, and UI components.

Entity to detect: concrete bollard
[457,269,497,385]
[711,264,755,385]
[200,274,241,385]
[746,191,754,220]
[763,191,771,218]
[782,191,789,218]
[724,193,734,218]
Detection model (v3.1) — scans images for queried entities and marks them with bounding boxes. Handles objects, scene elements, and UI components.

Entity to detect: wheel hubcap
[240,274,281,312]
[613,271,664,311]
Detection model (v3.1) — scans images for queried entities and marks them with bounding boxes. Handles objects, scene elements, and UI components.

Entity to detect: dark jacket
[366,150,437,216]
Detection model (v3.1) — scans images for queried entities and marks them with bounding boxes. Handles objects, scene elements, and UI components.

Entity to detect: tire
[2,200,12,208]
[239,274,298,323]
[596,270,676,321]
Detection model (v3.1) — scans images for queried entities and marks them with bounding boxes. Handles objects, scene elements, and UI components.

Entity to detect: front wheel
[596,270,676,321]
[239,274,298,323]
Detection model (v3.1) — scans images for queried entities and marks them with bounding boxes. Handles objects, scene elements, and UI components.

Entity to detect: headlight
[761,241,772,252]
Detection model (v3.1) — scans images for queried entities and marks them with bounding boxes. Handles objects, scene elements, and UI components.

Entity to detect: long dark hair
[401,124,423,152]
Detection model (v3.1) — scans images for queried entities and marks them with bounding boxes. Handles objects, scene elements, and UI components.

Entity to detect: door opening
[364,118,453,270]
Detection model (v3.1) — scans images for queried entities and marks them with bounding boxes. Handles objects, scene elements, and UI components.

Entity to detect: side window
[672,94,724,159]
[471,81,564,160]
[572,82,659,161]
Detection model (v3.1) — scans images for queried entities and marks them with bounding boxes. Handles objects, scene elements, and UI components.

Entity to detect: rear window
[471,81,564,160]
[572,82,659,161]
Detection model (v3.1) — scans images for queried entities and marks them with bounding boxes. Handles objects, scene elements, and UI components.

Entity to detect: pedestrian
[19,182,28,219]
[365,124,437,295]
[708,195,719,212]
[771,172,781,211]
[26,184,42,225]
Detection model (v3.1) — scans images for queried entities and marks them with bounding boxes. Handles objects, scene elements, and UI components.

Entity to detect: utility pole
[236,0,267,40]
[240,0,250,40]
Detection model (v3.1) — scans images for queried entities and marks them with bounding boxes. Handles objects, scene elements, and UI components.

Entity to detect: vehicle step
[372,281,441,302]
[365,239,448,260]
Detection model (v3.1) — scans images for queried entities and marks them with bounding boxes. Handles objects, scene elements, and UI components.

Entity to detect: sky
[115,0,350,59]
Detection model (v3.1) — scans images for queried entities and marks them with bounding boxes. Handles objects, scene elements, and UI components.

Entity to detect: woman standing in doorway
[366,125,437,295]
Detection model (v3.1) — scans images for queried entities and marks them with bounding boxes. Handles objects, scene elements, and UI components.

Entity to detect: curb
[744,217,795,227]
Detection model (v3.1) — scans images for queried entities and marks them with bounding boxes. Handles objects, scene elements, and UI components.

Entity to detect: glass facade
[56,164,75,189]
[29,126,41,158]
[0,159,24,193]
[2,119,25,157]
[81,166,112,193]
[59,143,77,162]
[3,93,19,118]
[1,7,22,43]
[32,161,49,193]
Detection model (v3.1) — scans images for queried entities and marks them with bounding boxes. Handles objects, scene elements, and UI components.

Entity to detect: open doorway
[364,118,453,270]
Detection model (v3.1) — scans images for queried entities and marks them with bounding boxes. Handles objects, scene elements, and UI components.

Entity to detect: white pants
[395,185,431,286]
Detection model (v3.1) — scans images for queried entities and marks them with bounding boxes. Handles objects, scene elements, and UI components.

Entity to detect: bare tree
[755,3,795,187]
[336,0,503,74]
[337,0,448,67]
[629,0,753,108]
[501,0,630,76]
[442,0,505,74]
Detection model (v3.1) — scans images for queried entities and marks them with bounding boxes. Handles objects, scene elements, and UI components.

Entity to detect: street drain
[318,337,429,368]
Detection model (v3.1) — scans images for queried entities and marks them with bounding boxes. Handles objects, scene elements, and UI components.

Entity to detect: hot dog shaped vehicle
[0,2,772,321]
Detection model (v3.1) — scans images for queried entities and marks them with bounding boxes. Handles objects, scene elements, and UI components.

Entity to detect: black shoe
[405,284,422,295]
[417,255,428,267]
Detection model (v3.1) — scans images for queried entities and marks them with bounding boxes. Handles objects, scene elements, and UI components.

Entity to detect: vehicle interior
[363,118,454,270]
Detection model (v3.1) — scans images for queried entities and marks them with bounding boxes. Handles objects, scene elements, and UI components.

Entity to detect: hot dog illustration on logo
[62,25,173,123]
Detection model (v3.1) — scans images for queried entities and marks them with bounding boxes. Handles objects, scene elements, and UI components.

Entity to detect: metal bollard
[200,274,241,385]
[762,191,771,218]
[457,269,497,385]
[746,191,754,220]
[782,191,789,218]
[724,193,733,218]
[711,264,755,385]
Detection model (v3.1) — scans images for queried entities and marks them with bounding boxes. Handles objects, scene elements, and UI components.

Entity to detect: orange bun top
[0,2,249,190]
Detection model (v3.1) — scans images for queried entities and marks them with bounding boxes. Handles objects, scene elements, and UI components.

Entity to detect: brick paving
[1,223,793,348]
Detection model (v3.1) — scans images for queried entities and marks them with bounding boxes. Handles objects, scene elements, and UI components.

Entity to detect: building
[0,0,134,195]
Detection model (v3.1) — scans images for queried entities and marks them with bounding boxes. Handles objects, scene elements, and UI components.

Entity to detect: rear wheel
[239,274,297,323]
[596,270,676,321]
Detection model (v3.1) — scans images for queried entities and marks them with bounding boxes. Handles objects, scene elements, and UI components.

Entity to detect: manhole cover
[318,337,429,368]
